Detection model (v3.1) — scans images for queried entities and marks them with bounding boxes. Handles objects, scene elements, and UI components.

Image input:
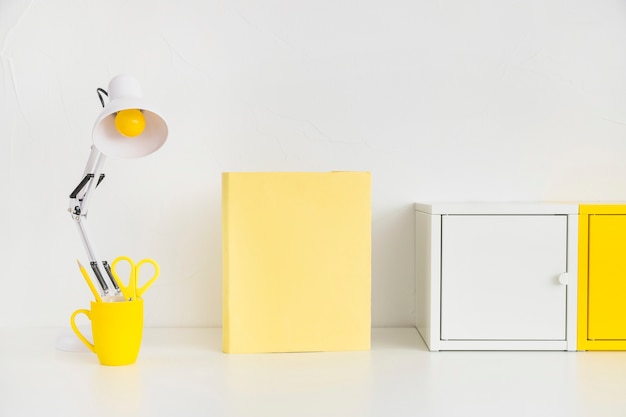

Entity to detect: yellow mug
[70,299,144,366]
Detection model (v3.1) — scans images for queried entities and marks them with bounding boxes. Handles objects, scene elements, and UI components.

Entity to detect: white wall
[1,0,625,327]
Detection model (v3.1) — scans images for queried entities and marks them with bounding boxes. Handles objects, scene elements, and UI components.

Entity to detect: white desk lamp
[68,74,168,301]
[57,74,168,351]
[68,74,168,300]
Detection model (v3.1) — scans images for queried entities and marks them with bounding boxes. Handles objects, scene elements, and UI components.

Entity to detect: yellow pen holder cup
[70,299,144,366]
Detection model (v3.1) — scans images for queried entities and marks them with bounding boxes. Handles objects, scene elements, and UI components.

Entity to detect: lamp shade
[92,74,168,158]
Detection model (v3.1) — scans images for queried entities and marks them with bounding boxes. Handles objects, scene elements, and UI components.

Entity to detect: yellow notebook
[222,172,371,353]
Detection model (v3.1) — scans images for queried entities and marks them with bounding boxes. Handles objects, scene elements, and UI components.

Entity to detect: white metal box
[415,202,578,351]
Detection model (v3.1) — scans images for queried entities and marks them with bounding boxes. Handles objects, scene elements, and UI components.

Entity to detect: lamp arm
[68,147,120,296]
[70,146,104,215]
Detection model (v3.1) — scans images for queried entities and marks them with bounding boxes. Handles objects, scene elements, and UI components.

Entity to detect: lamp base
[55,327,91,352]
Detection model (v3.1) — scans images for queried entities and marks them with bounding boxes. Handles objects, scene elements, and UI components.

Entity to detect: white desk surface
[2,327,626,417]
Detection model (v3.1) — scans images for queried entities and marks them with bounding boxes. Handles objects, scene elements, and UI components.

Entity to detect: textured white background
[1,0,625,327]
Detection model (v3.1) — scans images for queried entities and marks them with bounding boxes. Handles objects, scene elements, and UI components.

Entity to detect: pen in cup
[77,259,103,302]
[89,261,109,295]
[102,260,122,294]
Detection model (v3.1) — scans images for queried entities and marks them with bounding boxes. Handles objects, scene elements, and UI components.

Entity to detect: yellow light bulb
[114,109,146,137]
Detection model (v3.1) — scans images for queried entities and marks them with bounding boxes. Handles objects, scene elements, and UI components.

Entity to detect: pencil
[77,259,103,302]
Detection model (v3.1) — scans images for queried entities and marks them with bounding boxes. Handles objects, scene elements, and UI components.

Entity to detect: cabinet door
[588,215,626,340]
[440,215,568,341]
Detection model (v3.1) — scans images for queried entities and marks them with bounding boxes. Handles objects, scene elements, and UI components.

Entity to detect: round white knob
[558,273,569,285]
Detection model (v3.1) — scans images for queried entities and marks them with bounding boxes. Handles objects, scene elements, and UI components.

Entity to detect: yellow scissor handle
[111,256,160,300]
[111,256,137,300]
[134,258,160,298]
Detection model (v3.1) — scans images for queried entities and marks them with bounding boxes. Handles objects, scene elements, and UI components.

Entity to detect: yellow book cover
[222,172,371,353]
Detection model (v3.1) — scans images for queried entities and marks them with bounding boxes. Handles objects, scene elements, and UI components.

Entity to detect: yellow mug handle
[70,309,95,353]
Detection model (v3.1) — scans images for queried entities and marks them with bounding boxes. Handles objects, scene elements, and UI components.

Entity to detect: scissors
[111,256,160,300]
